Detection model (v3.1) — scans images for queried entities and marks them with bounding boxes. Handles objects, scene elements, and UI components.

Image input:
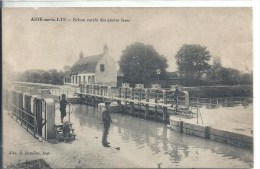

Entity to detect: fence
[11,82,252,109]
[4,89,56,140]
[189,97,251,108]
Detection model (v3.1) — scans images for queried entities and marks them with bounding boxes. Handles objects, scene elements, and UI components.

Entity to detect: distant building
[64,44,117,87]
[165,71,181,86]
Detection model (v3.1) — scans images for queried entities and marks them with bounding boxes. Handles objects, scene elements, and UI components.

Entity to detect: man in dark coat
[102,101,112,147]
[60,94,68,123]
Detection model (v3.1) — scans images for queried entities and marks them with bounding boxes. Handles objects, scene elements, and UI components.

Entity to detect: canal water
[58,104,253,168]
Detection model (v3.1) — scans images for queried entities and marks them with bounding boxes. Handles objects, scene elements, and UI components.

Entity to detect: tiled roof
[71,54,103,75]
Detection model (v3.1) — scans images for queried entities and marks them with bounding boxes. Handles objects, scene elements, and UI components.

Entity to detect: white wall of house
[95,53,117,87]
[68,74,95,86]
[78,73,95,84]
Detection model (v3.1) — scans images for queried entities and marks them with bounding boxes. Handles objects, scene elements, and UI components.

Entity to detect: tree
[208,67,241,85]
[119,42,168,86]
[63,65,72,75]
[29,71,41,83]
[240,72,253,84]
[49,69,60,85]
[58,70,65,85]
[207,61,223,85]
[19,70,30,82]
[175,44,211,86]
[41,71,52,83]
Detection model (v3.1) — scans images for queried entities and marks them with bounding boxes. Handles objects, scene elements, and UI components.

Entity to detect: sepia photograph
[2,7,254,168]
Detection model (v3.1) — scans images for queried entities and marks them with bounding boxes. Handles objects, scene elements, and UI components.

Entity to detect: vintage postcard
[2,6,254,169]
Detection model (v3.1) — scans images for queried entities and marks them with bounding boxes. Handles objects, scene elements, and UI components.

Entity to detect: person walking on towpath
[60,94,68,123]
[102,101,113,147]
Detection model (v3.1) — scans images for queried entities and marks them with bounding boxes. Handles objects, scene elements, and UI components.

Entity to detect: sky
[3,7,252,73]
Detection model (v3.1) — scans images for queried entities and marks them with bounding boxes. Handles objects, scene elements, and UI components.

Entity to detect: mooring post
[129,88,134,114]
[144,89,149,118]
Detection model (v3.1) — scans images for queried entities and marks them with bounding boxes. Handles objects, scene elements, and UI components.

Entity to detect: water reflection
[69,104,253,168]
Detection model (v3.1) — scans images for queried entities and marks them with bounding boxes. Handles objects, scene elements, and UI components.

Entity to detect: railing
[11,82,252,109]
[6,89,48,139]
[189,97,250,108]
[10,104,39,137]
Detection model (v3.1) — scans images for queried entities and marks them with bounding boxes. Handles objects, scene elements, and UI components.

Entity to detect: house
[64,44,117,87]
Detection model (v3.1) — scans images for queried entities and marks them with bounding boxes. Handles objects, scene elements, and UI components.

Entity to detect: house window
[73,76,74,83]
[83,76,85,82]
[100,64,105,72]
[75,76,78,84]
